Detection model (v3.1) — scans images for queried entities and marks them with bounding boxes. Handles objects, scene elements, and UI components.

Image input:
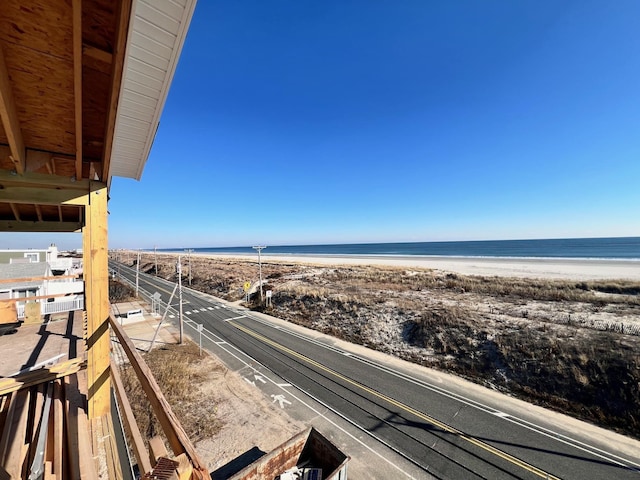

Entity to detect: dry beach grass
[123,252,640,439]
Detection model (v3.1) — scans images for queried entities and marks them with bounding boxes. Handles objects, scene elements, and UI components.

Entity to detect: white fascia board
[109,0,197,181]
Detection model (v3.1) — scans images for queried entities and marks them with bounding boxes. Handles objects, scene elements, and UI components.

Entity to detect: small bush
[109,279,136,302]
[119,342,221,442]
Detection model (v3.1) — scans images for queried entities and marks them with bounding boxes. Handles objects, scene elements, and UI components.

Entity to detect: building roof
[0,262,49,290]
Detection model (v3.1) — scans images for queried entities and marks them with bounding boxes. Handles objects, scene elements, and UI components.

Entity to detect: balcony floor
[0,311,83,377]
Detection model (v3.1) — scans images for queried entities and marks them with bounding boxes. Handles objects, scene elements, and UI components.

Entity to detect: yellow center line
[230,320,561,480]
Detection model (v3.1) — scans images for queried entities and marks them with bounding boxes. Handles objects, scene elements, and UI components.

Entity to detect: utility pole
[185,248,194,286]
[177,255,183,344]
[154,245,158,276]
[252,246,266,302]
[135,250,140,296]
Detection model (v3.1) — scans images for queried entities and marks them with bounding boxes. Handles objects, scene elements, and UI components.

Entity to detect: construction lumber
[98,414,124,480]
[0,390,30,478]
[0,274,81,284]
[51,380,63,478]
[175,453,193,480]
[111,360,152,475]
[72,0,83,180]
[109,316,209,479]
[64,373,98,480]
[0,44,25,174]
[0,358,84,397]
[148,436,168,465]
[83,185,110,418]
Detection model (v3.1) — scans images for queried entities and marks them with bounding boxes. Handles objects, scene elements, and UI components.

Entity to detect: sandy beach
[122,250,640,439]
[192,253,640,281]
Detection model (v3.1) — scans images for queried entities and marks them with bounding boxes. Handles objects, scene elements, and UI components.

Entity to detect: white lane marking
[224,315,246,322]
[208,307,214,310]
[169,315,175,319]
[271,394,291,409]
[493,412,510,418]
[215,306,220,309]
[185,311,192,315]
[277,383,292,388]
[342,352,352,357]
[244,314,640,471]
[183,321,418,479]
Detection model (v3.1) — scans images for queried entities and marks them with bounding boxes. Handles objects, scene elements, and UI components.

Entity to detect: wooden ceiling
[0,0,131,232]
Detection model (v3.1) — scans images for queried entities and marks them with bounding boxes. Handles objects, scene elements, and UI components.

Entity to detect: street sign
[266,290,272,298]
[243,281,251,292]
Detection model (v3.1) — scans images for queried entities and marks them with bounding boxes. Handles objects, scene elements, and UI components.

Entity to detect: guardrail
[16,295,84,319]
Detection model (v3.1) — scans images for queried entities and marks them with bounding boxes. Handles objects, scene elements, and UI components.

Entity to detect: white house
[0,245,84,321]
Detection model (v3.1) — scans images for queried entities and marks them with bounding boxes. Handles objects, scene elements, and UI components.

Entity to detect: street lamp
[252,246,266,302]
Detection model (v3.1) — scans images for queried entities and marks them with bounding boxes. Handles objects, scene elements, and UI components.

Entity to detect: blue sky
[5,1,639,250]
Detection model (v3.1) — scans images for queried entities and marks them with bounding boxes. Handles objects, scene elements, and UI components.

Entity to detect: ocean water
[163,237,640,260]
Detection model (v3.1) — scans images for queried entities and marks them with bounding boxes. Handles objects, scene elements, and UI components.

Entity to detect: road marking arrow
[244,378,256,387]
[254,375,267,384]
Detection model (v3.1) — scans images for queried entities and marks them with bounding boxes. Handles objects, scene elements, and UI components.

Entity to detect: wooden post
[83,184,110,419]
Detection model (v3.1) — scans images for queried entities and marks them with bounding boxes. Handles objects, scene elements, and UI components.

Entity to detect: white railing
[16,295,84,319]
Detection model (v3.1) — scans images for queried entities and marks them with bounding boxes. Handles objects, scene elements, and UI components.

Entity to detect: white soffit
[109,0,197,181]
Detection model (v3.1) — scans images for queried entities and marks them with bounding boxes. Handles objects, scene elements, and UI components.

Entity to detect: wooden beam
[0,187,90,206]
[0,169,105,206]
[53,380,64,478]
[0,220,83,232]
[82,44,113,65]
[109,316,209,478]
[73,0,83,181]
[64,372,99,480]
[0,273,80,284]
[0,358,84,397]
[0,389,30,478]
[9,202,20,221]
[0,169,99,190]
[98,414,124,480]
[35,204,43,222]
[58,205,63,222]
[0,44,25,174]
[102,0,133,182]
[83,185,110,419]
[111,361,153,475]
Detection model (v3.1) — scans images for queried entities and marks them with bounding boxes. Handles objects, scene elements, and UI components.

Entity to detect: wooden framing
[0,44,25,174]
[73,0,83,181]
[0,170,104,207]
[109,316,209,479]
[0,358,84,397]
[0,220,82,232]
[0,274,81,284]
[111,360,153,475]
[0,2,201,478]
[83,184,110,419]
[0,390,30,478]
[65,372,99,480]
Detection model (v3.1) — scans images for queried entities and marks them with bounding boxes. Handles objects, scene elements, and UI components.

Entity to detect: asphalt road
[112,262,640,480]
